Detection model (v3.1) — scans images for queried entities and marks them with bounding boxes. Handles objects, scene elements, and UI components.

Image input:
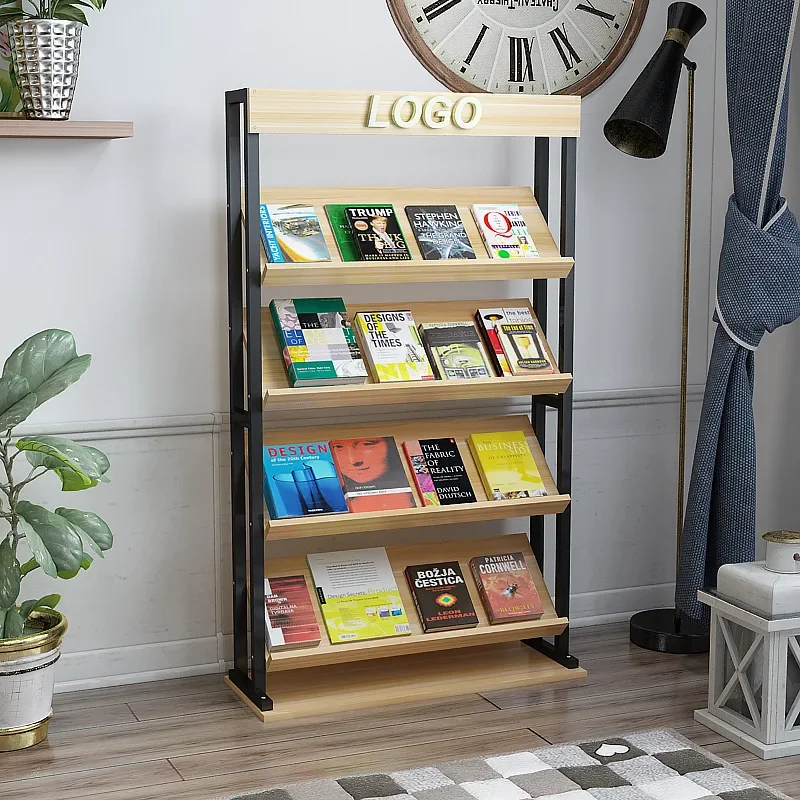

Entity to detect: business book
[468,431,547,500]
[419,321,494,380]
[259,203,331,263]
[405,205,476,260]
[264,575,321,651]
[403,438,477,507]
[345,205,413,261]
[405,561,479,632]
[471,204,539,259]
[469,552,544,624]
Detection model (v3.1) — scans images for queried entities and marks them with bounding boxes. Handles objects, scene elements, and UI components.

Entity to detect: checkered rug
[226,730,789,800]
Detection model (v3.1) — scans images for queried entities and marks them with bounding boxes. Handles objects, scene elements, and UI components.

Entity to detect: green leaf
[56,508,112,556]
[0,536,20,609]
[55,6,88,24]
[16,501,83,576]
[17,517,57,578]
[3,330,91,409]
[3,607,23,639]
[19,594,60,622]
[0,375,36,431]
[19,558,39,577]
[16,435,110,492]
[57,554,92,580]
[0,8,25,21]
[0,607,5,638]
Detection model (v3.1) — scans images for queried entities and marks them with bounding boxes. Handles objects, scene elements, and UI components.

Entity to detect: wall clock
[388,0,648,96]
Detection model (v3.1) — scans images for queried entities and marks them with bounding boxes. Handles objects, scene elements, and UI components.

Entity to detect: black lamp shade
[604,3,707,159]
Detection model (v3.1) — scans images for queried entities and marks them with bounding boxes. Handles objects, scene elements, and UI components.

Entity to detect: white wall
[0,0,720,689]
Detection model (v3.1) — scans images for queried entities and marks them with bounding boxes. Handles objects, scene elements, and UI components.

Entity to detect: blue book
[263,442,348,520]
[260,204,285,264]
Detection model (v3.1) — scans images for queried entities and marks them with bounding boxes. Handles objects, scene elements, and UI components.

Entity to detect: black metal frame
[224,91,579,712]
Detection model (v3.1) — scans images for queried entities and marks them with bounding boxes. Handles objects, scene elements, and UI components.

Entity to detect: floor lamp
[604,2,709,654]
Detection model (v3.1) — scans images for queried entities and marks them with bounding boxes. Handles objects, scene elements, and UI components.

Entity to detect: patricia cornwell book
[345,206,412,261]
[405,562,479,632]
[405,205,476,260]
[469,552,544,623]
[403,438,477,507]
[264,575,321,651]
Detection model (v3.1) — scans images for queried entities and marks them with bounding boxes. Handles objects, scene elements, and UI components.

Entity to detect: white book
[471,204,540,259]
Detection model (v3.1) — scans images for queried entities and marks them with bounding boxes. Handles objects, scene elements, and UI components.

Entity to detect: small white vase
[763,530,800,574]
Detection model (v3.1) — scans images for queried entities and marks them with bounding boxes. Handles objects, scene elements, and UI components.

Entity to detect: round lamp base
[630,608,710,654]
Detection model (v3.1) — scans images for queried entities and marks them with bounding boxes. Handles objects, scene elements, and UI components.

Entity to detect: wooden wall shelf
[0,120,134,139]
[263,414,569,540]
[261,298,572,410]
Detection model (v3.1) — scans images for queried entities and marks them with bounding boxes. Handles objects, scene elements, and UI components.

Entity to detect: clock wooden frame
[387,0,649,96]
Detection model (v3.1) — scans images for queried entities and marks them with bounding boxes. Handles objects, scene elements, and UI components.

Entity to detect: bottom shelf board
[226,641,587,722]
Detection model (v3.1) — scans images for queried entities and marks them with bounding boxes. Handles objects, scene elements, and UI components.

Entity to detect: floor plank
[48,703,139,734]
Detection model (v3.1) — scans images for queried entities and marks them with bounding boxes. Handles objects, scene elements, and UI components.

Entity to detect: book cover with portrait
[344,205,412,261]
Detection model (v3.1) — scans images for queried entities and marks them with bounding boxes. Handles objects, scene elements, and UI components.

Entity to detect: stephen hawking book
[469,552,544,623]
[259,204,331,263]
[404,205,476,260]
[330,437,416,513]
[475,307,553,377]
[468,431,547,501]
[307,548,411,643]
[263,441,348,520]
[264,575,321,651]
[419,322,494,380]
[269,298,368,387]
[405,562,479,632]
[471,204,540,260]
[402,438,477,507]
[354,310,435,383]
[324,204,361,262]
[344,206,413,261]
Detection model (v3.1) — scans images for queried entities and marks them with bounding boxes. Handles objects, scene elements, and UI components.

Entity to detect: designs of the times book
[354,310,435,383]
[270,298,368,387]
[307,548,412,643]
[262,441,348,519]
[471,204,540,259]
[264,575,321,651]
[469,552,544,623]
[468,431,547,500]
[405,561,479,632]
[419,322,494,380]
[259,204,331,263]
[344,206,413,261]
[402,438,477,507]
[405,205,476,260]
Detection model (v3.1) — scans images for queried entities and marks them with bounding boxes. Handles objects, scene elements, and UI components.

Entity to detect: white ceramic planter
[763,531,800,574]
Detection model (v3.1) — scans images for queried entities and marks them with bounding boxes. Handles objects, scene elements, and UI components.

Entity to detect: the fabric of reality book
[471,204,539,259]
[307,548,411,643]
[403,438,477,507]
[264,575,321,651]
[469,552,544,623]
[345,205,413,261]
[404,205,476,260]
[419,322,494,380]
[259,204,331,263]
[468,431,547,500]
[405,561,479,632]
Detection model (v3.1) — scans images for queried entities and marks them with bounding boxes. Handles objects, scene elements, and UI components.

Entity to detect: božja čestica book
[469,552,544,624]
[259,204,331,263]
[262,441,348,519]
[404,205,476,260]
[402,438,477,507]
[354,310,435,383]
[468,431,547,501]
[307,548,412,644]
[329,437,416,513]
[471,204,540,260]
[324,204,361,262]
[269,298,368,387]
[419,321,495,380]
[344,206,413,261]
[264,575,321,651]
[405,561,479,632]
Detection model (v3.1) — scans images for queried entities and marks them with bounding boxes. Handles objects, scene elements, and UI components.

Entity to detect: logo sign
[366,94,483,130]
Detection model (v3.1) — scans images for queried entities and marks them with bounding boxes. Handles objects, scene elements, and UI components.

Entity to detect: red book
[265,576,321,651]
[469,552,544,624]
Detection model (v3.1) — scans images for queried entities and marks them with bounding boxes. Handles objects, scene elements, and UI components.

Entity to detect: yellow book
[468,431,547,501]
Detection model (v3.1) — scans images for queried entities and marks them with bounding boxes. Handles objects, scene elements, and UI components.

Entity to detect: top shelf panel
[245,88,580,138]
[0,120,134,139]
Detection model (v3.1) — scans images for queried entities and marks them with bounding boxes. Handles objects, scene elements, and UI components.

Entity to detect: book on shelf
[344,205,413,261]
[402,438,477,507]
[471,204,539,260]
[419,321,495,380]
[259,204,331,263]
[330,437,416,513]
[469,552,544,624]
[404,205,476,261]
[307,547,412,643]
[270,298,368,387]
[263,441,348,520]
[264,575,321,651]
[475,307,554,377]
[405,561,479,632]
[324,204,361,262]
[468,431,547,500]
[354,310,435,383]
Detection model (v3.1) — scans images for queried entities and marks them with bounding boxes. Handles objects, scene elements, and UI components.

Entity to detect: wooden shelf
[227,640,586,722]
[264,414,569,540]
[257,186,573,286]
[266,534,567,672]
[261,298,571,410]
[0,120,134,139]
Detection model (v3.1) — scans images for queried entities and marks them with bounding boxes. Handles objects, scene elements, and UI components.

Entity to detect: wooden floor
[3,623,799,800]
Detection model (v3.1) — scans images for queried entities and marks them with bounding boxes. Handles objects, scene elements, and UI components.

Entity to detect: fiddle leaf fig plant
[0,0,108,26]
[0,330,112,639]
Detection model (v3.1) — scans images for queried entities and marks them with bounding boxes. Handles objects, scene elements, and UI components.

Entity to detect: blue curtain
[676,0,800,623]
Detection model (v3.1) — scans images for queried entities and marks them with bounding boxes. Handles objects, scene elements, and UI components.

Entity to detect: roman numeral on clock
[508,36,535,83]
[576,1,617,27]
[418,0,462,22]
[461,24,489,73]
[549,24,582,71]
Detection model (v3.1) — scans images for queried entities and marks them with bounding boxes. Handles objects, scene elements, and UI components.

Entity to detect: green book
[324,204,361,262]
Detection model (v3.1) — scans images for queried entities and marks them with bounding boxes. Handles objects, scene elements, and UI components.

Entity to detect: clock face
[389,0,648,95]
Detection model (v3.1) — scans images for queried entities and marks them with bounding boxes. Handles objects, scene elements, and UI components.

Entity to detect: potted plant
[0,1,108,120]
[0,330,112,752]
